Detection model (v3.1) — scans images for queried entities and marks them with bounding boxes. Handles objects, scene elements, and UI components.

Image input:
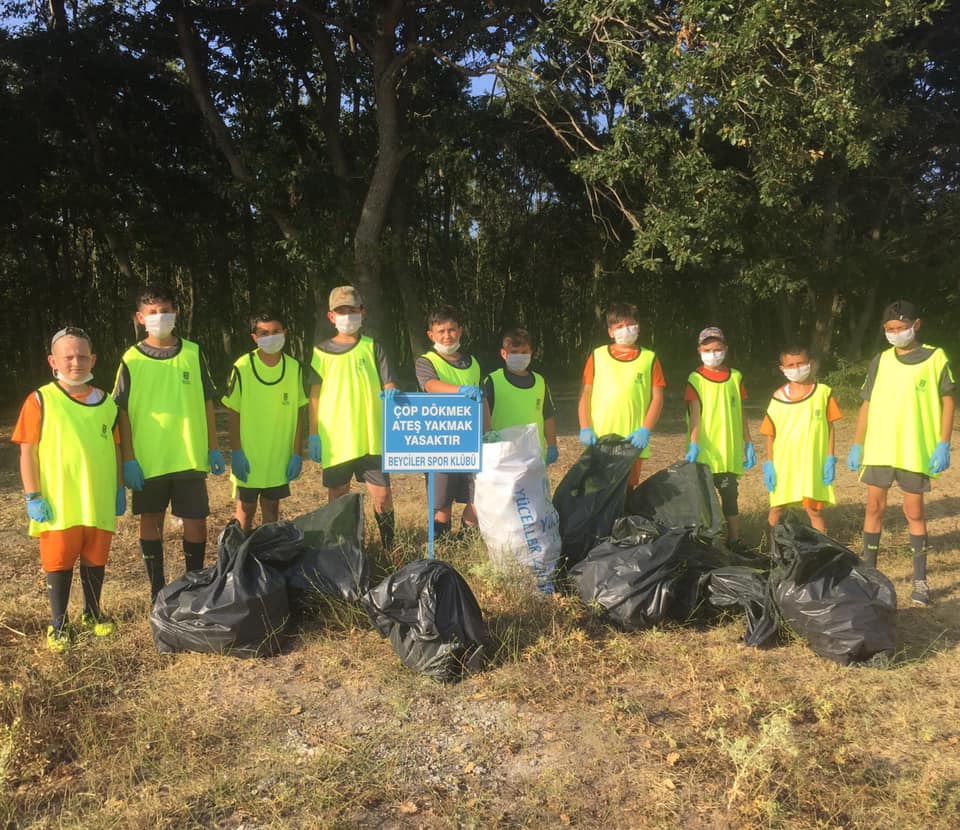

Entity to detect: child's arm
[482,399,492,432]
[852,400,869,445]
[227,409,241,451]
[828,421,836,456]
[19,443,40,495]
[765,434,775,461]
[687,398,701,443]
[577,384,592,429]
[205,400,219,451]
[424,378,460,393]
[644,385,665,431]
[940,394,955,443]
[118,409,135,462]
[544,415,558,449]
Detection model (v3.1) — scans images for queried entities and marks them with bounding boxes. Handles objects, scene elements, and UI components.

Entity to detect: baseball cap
[882,300,918,324]
[697,326,725,345]
[51,326,91,351]
[329,285,363,310]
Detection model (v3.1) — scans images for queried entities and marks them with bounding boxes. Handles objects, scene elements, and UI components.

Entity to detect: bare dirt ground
[1,396,959,829]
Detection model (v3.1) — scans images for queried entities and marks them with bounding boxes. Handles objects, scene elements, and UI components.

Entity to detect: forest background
[1,0,958,398]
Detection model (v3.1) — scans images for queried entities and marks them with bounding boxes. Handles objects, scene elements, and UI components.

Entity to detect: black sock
[79,565,105,619]
[433,520,451,539]
[374,510,395,550]
[862,531,881,568]
[140,539,165,600]
[910,535,928,580]
[183,540,206,573]
[47,569,73,631]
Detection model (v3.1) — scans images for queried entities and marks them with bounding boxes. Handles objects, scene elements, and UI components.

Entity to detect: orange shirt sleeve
[684,383,697,402]
[581,353,595,386]
[740,381,748,400]
[827,395,842,423]
[651,358,666,388]
[11,393,41,445]
[759,413,775,437]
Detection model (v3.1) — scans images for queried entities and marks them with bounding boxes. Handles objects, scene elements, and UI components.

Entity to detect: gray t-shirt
[860,346,955,401]
[306,338,395,388]
[112,338,218,409]
[415,352,479,390]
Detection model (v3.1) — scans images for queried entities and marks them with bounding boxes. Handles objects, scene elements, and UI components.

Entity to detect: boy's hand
[123,459,145,491]
[208,449,226,475]
[116,486,127,517]
[846,444,863,471]
[627,427,651,450]
[231,448,250,482]
[286,454,303,482]
[308,434,322,462]
[684,442,700,463]
[26,495,53,523]
[546,445,559,465]
[579,427,597,446]
[744,442,757,470]
[929,441,951,474]
[762,461,777,493]
[458,385,482,401]
[823,455,837,486]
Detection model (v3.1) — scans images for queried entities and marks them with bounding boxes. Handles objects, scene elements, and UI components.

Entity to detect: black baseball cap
[882,300,918,324]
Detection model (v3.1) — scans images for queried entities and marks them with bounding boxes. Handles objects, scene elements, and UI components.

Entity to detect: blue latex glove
[684,442,700,463]
[308,434,322,463]
[208,449,226,476]
[823,455,837,486]
[744,442,757,471]
[579,427,597,446]
[762,460,777,493]
[26,495,53,523]
[929,441,951,474]
[847,443,863,472]
[546,445,559,465]
[231,448,250,482]
[286,454,303,481]
[123,459,145,491]
[115,486,126,517]
[380,387,400,401]
[627,426,651,450]
[458,385,482,401]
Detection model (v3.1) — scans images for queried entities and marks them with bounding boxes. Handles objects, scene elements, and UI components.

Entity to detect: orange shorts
[39,526,112,572]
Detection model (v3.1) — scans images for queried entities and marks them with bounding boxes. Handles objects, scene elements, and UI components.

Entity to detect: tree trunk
[845,282,878,362]
[389,170,428,364]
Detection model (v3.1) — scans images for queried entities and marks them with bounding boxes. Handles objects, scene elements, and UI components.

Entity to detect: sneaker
[46,625,72,653]
[911,580,932,607]
[80,611,116,637]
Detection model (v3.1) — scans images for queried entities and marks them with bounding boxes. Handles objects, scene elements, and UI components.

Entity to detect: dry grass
[1,405,959,829]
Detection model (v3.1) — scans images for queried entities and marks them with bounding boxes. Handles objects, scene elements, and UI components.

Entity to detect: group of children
[14,287,953,650]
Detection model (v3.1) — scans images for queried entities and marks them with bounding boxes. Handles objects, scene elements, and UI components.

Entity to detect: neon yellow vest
[766,384,835,507]
[421,350,481,387]
[31,383,117,537]
[863,346,950,476]
[687,369,745,475]
[311,336,383,467]
[223,352,306,489]
[121,339,208,478]
[489,369,547,456]
[590,346,655,457]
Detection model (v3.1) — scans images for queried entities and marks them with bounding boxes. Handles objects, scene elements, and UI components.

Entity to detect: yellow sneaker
[80,611,116,637]
[46,625,71,653]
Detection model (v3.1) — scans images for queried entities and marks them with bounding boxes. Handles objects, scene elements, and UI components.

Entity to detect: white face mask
[701,350,727,369]
[783,364,812,383]
[612,325,639,346]
[434,340,461,356]
[143,312,176,338]
[54,370,94,387]
[256,333,285,354]
[334,313,362,335]
[504,353,531,373]
[885,325,915,348]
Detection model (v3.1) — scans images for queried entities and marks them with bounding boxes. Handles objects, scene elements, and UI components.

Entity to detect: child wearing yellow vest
[308,286,398,549]
[847,300,955,607]
[13,327,124,651]
[113,284,225,601]
[416,304,484,538]
[223,310,308,532]
[482,328,559,464]
[759,346,842,537]
[577,302,666,488]
[683,327,756,551]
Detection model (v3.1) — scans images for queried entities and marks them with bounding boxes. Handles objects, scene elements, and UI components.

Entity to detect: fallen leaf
[398,801,418,814]
[663,778,676,790]
[560,814,571,826]
[666,751,680,767]
[288,704,303,716]
[464,761,476,774]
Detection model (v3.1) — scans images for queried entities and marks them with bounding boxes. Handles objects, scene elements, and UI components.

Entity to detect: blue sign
[382,393,482,473]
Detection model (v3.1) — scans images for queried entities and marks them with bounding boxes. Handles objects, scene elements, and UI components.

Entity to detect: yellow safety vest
[31,383,117,537]
[120,339,208,478]
[766,384,835,507]
[223,351,307,488]
[589,346,656,458]
[687,368,745,475]
[421,350,481,387]
[489,369,547,456]
[863,346,950,476]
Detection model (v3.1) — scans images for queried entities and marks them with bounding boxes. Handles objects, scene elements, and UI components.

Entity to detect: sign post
[382,393,483,559]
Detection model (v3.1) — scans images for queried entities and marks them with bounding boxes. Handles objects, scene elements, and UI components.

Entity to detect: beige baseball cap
[329,285,363,310]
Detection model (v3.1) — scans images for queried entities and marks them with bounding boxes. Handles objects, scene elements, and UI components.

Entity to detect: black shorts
[428,472,475,510]
[132,473,209,519]
[860,466,931,495]
[713,472,740,517]
[323,455,390,489]
[236,483,291,503]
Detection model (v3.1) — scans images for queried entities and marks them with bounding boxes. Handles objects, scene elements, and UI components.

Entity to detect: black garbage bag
[553,436,641,570]
[293,493,364,548]
[770,521,897,665]
[707,565,778,647]
[362,559,489,682]
[626,461,722,538]
[150,521,292,657]
[571,524,729,631]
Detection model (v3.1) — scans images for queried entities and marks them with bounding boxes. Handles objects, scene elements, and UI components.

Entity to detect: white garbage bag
[474,423,561,592]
